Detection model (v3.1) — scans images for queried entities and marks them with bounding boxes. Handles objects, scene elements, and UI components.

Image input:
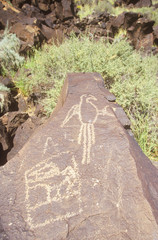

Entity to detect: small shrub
[0,26,24,75]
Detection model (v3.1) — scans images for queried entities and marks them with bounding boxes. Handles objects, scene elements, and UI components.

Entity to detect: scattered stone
[10,22,45,53]
[153,25,158,46]
[61,0,73,19]
[0,119,9,151]
[41,24,55,41]
[16,95,27,112]
[7,117,39,160]
[0,111,29,136]
[114,0,152,7]
[0,77,14,88]
[0,73,157,239]
[38,2,49,12]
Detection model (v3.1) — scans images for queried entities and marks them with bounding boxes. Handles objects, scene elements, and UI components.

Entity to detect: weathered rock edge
[0,73,158,240]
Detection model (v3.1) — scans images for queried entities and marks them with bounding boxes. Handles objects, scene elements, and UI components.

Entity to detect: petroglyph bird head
[81,94,97,103]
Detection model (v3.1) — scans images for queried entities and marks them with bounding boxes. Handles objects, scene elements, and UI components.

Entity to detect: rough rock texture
[7,117,43,160]
[154,25,158,45]
[0,111,29,165]
[0,0,74,53]
[0,0,158,53]
[0,73,158,240]
[0,119,9,150]
[115,0,152,7]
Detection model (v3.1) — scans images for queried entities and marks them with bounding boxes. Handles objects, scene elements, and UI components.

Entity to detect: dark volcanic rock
[10,22,45,53]
[135,0,152,7]
[0,111,29,137]
[0,119,9,151]
[41,24,55,41]
[115,0,152,7]
[21,4,43,19]
[0,0,75,52]
[153,25,158,46]
[0,77,14,88]
[7,117,39,160]
[0,73,158,239]
[125,14,155,50]
[11,0,26,8]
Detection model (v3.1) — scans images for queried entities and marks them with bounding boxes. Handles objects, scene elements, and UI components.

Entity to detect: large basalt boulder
[0,73,158,239]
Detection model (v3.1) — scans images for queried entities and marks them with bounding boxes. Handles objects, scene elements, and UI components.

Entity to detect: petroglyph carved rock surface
[0,73,158,240]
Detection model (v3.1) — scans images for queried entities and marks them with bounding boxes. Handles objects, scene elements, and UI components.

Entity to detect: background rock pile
[0,0,158,53]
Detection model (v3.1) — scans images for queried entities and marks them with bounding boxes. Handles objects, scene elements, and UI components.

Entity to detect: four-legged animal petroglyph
[61,94,113,164]
[25,156,82,228]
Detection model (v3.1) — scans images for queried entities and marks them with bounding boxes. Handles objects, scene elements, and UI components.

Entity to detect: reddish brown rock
[38,2,49,12]
[10,22,45,53]
[41,24,55,41]
[62,0,73,19]
[0,73,158,239]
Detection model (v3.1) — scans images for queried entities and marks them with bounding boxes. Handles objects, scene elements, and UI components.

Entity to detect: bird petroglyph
[61,94,113,164]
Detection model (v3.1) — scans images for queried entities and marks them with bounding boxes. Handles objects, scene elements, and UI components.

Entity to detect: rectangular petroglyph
[25,156,82,228]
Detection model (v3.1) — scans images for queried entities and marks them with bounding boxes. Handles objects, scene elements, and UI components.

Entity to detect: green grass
[76,0,114,19]
[15,34,158,161]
